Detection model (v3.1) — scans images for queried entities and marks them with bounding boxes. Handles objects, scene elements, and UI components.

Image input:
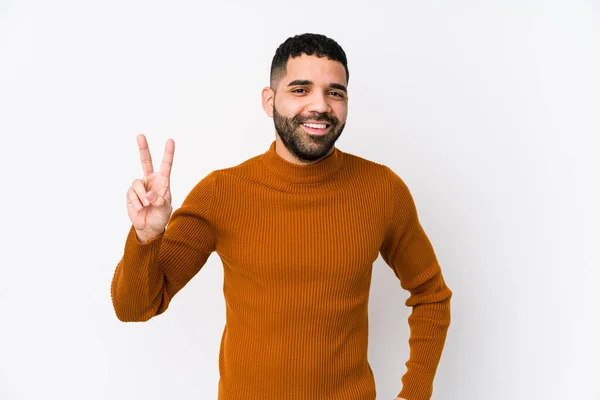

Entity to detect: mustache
[293,113,336,125]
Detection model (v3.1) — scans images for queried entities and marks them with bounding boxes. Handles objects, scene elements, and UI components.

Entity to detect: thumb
[147,191,164,207]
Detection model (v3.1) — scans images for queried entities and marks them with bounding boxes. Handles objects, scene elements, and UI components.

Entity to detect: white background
[1,0,599,399]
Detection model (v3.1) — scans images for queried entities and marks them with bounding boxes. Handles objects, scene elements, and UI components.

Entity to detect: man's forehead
[284,54,347,84]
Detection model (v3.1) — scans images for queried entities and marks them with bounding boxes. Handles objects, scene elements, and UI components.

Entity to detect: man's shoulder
[342,149,388,169]
[341,148,395,180]
[341,148,413,197]
[182,152,263,204]
[209,151,264,182]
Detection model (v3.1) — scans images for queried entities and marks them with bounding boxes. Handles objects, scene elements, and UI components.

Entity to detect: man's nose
[307,92,331,114]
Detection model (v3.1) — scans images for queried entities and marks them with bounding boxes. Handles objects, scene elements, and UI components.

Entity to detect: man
[112,33,452,400]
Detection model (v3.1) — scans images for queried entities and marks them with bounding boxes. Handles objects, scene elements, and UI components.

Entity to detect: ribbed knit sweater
[111,140,452,400]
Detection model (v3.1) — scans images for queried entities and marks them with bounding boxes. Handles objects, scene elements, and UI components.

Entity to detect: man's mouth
[301,121,332,135]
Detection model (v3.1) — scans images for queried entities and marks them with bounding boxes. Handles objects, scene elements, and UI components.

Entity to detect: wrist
[135,228,163,243]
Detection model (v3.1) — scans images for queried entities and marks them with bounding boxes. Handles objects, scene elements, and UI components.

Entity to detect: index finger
[137,134,154,177]
[158,138,175,178]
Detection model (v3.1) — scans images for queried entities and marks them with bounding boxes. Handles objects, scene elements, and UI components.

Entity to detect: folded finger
[126,187,143,211]
[131,179,150,206]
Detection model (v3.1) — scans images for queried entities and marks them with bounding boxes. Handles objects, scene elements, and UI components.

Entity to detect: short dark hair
[270,33,349,89]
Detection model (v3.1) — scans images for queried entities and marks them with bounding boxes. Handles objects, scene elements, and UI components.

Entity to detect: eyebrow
[287,79,347,93]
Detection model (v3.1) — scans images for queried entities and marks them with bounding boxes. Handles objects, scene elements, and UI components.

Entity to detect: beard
[273,102,346,162]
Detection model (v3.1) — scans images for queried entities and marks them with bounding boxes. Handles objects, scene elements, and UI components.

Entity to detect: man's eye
[292,88,307,93]
[330,91,347,99]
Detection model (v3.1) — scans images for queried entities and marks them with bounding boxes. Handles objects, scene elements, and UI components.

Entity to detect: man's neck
[274,136,334,165]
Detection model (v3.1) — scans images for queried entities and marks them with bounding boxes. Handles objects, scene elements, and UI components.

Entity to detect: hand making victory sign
[126,134,175,243]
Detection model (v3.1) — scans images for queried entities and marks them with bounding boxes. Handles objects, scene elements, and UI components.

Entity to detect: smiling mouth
[301,122,331,135]
[303,122,330,129]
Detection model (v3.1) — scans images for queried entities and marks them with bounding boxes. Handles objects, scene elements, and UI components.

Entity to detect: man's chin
[299,140,337,160]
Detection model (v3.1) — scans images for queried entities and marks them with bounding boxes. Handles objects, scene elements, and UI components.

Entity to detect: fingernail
[143,198,150,206]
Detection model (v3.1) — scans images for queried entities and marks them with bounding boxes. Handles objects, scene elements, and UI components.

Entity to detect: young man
[112,33,452,400]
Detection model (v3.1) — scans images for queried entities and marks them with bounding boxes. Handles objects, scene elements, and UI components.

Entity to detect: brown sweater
[111,140,452,400]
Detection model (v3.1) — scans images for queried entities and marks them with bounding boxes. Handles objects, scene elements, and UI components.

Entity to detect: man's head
[262,33,349,163]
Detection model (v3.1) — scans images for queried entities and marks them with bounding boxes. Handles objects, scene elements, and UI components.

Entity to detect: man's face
[268,54,348,162]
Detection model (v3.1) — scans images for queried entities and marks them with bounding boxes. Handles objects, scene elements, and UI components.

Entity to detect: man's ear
[261,86,275,118]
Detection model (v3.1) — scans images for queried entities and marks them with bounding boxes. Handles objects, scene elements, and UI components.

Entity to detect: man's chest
[215,187,388,286]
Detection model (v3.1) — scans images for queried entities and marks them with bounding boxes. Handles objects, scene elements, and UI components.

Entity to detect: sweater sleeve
[379,167,452,400]
[110,171,219,322]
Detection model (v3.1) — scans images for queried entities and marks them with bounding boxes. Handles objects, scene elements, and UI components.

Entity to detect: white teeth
[304,123,327,129]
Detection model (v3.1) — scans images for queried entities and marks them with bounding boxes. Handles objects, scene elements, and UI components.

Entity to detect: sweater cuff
[122,225,165,271]
[128,225,165,246]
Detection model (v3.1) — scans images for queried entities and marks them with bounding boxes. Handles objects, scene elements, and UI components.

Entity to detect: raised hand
[126,134,175,243]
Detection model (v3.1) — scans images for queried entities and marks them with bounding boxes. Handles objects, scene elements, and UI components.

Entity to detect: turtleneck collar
[260,140,345,184]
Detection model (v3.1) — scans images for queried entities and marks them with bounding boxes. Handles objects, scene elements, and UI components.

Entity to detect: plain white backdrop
[1,0,599,399]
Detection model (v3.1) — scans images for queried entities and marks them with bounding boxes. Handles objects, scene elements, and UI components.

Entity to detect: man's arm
[379,167,452,400]
[111,171,219,322]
